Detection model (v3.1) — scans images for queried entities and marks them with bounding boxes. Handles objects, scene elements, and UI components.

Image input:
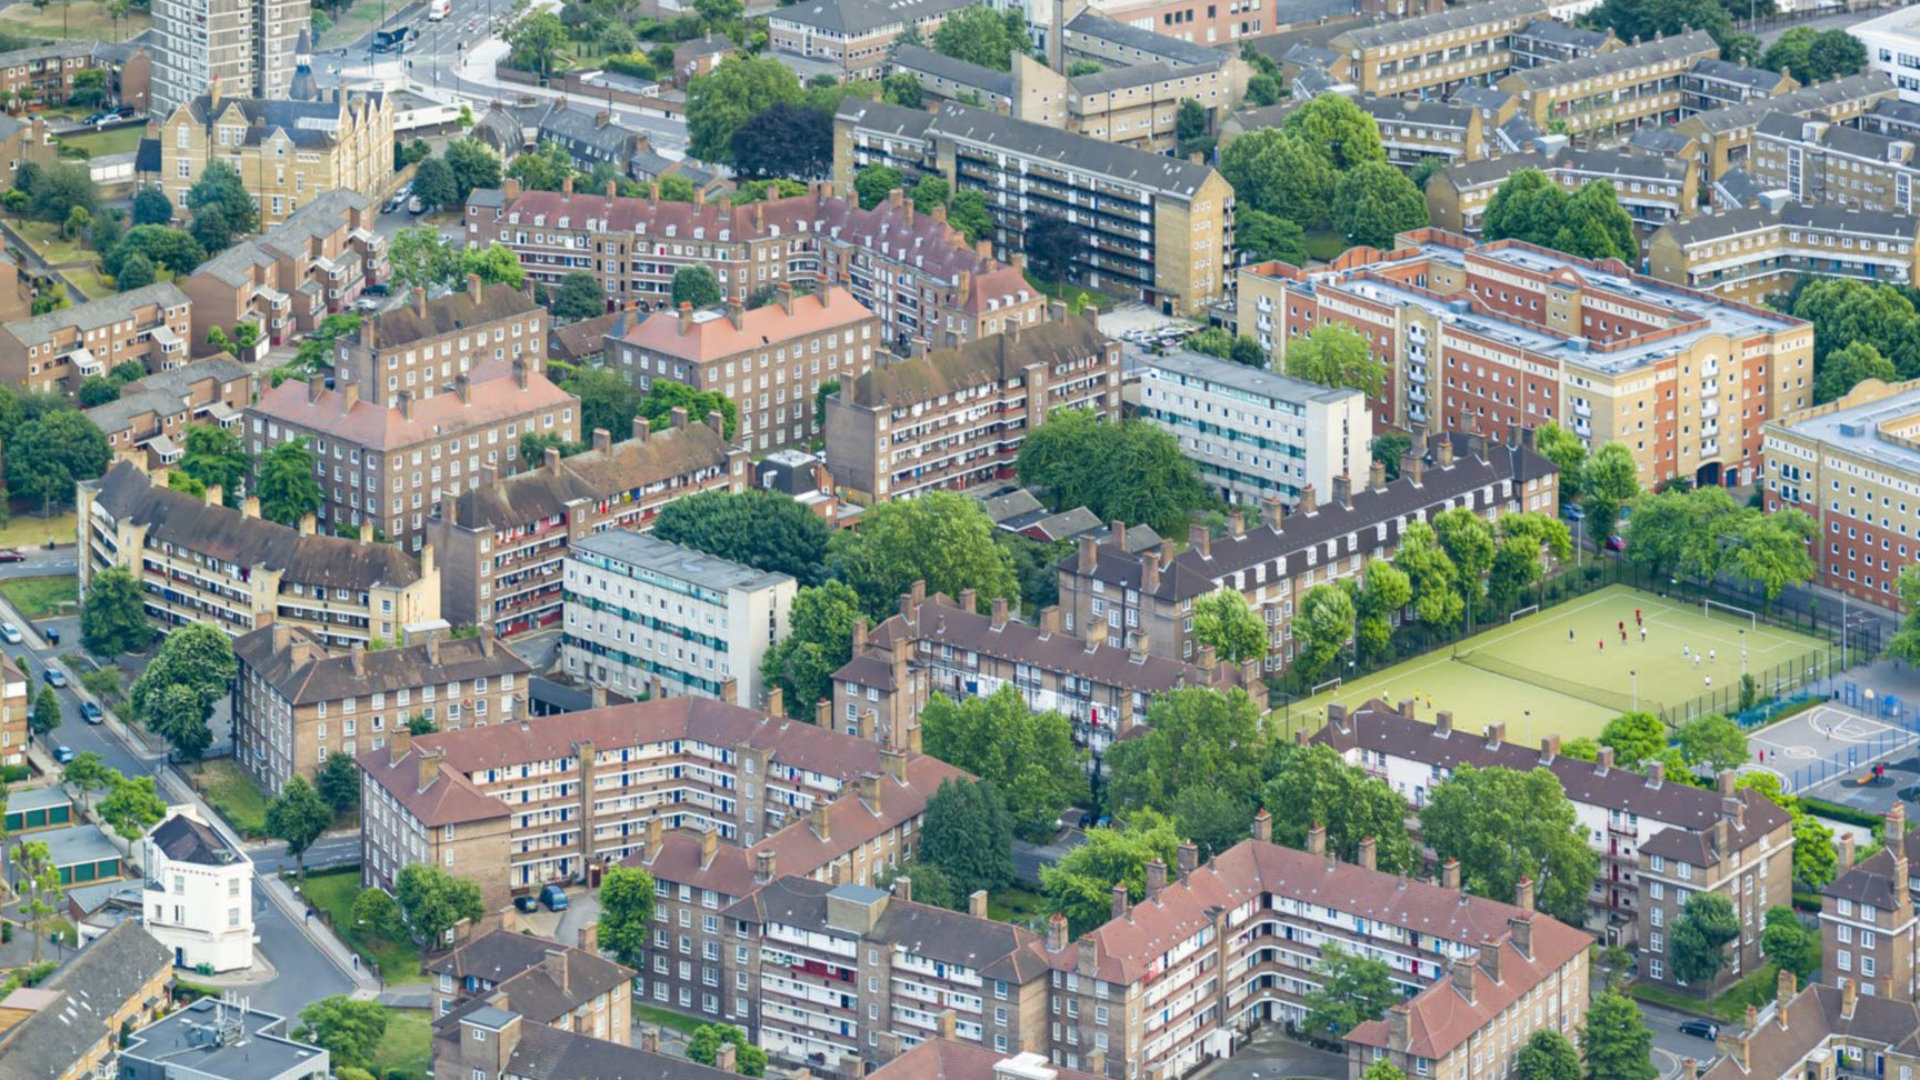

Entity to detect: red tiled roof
[250,361,577,450]
[615,287,876,363]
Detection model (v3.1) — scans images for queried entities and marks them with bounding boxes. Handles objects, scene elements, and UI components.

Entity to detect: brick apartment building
[180,189,386,353]
[233,622,531,795]
[245,278,578,550]
[1761,376,1920,608]
[1649,204,1920,306]
[1496,31,1719,144]
[1820,803,1916,1001]
[1426,148,1699,235]
[1057,433,1558,666]
[77,460,440,647]
[1244,230,1815,490]
[0,654,26,769]
[0,282,191,395]
[1672,72,1896,182]
[607,287,879,455]
[83,355,252,469]
[823,309,1121,503]
[428,927,633,1042]
[1695,977,1920,1080]
[1636,789,1798,994]
[157,85,394,228]
[831,582,1264,756]
[1322,0,1548,99]
[356,696,966,910]
[1316,700,1794,964]
[767,0,971,78]
[429,412,746,639]
[1752,113,1920,214]
[0,40,150,109]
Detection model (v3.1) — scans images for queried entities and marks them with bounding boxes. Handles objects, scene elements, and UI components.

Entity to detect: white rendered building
[561,532,795,708]
[142,809,255,973]
[1853,5,1920,103]
[1133,350,1372,508]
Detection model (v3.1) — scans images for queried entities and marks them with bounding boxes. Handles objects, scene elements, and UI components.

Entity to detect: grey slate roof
[1712,165,1767,208]
[1628,127,1696,154]
[493,1020,740,1080]
[1072,57,1221,95]
[232,623,532,705]
[1682,70,1896,134]
[772,0,971,35]
[82,356,251,437]
[1689,56,1791,91]
[1513,18,1612,48]
[891,45,1012,97]
[921,104,1217,197]
[1333,0,1544,50]
[1271,0,1362,26]
[149,813,245,866]
[192,189,374,288]
[834,98,936,143]
[4,282,188,349]
[1657,202,1920,245]
[0,923,172,1080]
[184,92,385,151]
[1504,29,1716,91]
[1357,95,1471,129]
[1064,10,1222,66]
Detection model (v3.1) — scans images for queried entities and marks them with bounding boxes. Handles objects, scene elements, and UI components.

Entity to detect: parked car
[1606,534,1626,552]
[81,111,109,125]
[44,627,58,645]
[113,106,135,118]
[0,623,21,644]
[354,296,382,313]
[53,745,73,764]
[42,668,65,688]
[1678,1020,1718,1041]
[1559,503,1584,522]
[363,282,391,297]
[514,894,539,913]
[539,884,569,911]
[80,701,102,724]
[0,548,26,562]
[407,195,426,215]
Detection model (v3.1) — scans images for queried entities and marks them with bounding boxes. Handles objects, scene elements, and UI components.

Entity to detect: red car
[1606,535,1627,552]
[0,550,26,563]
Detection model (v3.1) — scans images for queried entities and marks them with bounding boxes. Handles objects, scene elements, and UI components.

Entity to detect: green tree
[1040,811,1182,936]
[411,157,458,210]
[1106,688,1267,816]
[1392,521,1464,635]
[1517,1030,1584,1080]
[1884,567,1920,667]
[1581,442,1641,541]
[1488,511,1572,614]
[637,380,738,441]
[81,565,151,656]
[457,243,525,288]
[1284,323,1385,397]
[1792,810,1838,890]
[1191,589,1267,664]
[671,264,723,308]
[107,225,205,279]
[686,1025,767,1077]
[506,139,576,192]
[1024,216,1081,283]
[1762,906,1819,982]
[395,863,486,948]
[1730,508,1816,611]
[1281,93,1385,171]
[131,187,173,226]
[881,72,922,108]
[30,686,58,736]
[1176,98,1211,156]
[294,997,389,1072]
[921,778,1017,900]
[6,409,110,514]
[597,864,658,968]
[1814,340,1897,404]
[9,840,57,963]
[687,54,802,161]
[315,751,361,815]
[759,581,862,716]
[1013,409,1208,535]
[562,366,641,441]
[1353,558,1412,663]
[1599,711,1668,767]
[550,271,606,321]
[444,139,503,203]
[1334,160,1428,249]
[929,6,1029,69]
[1237,208,1309,266]
[1535,421,1587,505]
[146,683,211,760]
[1582,987,1658,1080]
[1675,714,1746,773]
[29,161,99,225]
[350,888,405,942]
[1670,890,1740,986]
[265,774,331,880]
[62,752,113,810]
[76,376,117,408]
[1372,433,1412,480]
[948,190,993,245]
[179,422,250,505]
[909,174,949,215]
[826,491,1017,620]
[1433,506,1496,619]
[921,686,1086,842]
[876,861,957,910]
[507,10,567,79]
[113,247,154,288]
[1419,765,1597,923]
[1299,943,1398,1040]
[255,440,324,527]
[1261,742,1417,872]
[388,227,458,293]
[655,490,830,585]
[1291,583,1355,684]
[1172,784,1253,860]
[854,165,904,210]
[98,772,166,841]
[1220,129,1336,228]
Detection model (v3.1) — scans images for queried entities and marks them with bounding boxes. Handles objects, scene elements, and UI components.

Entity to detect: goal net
[1509,604,1541,624]
[1703,598,1758,629]
[1311,677,1343,695]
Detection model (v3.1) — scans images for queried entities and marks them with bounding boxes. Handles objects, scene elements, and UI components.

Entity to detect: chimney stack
[1307,822,1327,857]
[1145,857,1168,898]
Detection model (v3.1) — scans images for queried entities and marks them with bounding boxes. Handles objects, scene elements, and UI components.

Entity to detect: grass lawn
[636,1004,707,1037]
[315,0,387,49]
[0,509,73,550]
[370,1009,432,1076]
[988,886,1046,926]
[55,264,112,302]
[0,1,148,40]
[0,575,76,620]
[184,758,271,838]
[298,867,428,985]
[54,126,145,159]
[1632,964,1785,1022]
[9,221,94,268]
[1280,584,1831,745]
[1303,229,1348,262]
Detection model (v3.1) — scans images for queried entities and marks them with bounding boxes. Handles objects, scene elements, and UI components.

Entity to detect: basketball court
[1746,702,1920,794]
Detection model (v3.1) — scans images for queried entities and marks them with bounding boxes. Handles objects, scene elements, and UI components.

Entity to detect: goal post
[1509,604,1541,624]
[1311,677,1343,695]
[1704,598,1758,629]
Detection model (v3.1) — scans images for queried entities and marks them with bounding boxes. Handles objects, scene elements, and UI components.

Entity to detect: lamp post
[1740,628,1748,678]
[1631,670,1638,712]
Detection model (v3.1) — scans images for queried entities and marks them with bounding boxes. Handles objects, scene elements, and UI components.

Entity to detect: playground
[1282,584,1832,746]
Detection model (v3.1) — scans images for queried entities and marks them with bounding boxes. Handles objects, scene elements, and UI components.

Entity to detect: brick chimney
[1370,459,1387,491]
[677,302,694,334]
[1451,954,1477,1004]
[1177,840,1198,880]
[1442,858,1461,890]
[632,416,651,443]
[466,273,483,304]
[1261,494,1284,531]
[1301,484,1318,514]
[1046,912,1069,952]
[1596,745,1615,774]
[1509,913,1533,957]
[1307,821,1327,857]
[1515,875,1535,911]
[1145,857,1167,898]
[1188,523,1211,559]
[1111,882,1129,920]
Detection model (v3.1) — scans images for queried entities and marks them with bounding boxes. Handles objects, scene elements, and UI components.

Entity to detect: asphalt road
[1639,998,1726,1077]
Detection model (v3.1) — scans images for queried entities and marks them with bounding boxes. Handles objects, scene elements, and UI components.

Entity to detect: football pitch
[1281,584,1832,745]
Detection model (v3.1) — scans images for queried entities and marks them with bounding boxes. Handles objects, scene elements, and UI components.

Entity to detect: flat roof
[1853,4,1920,46]
[1776,382,1920,477]
[123,999,326,1080]
[7,787,71,812]
[1141,349,1361,407]
[36,825,121,868]
[569,532,794,593]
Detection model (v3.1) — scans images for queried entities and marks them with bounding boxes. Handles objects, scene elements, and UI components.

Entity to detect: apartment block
[433,1000,737,1080]
[84,355,252,470]
[1223,96,1484,170]
[1006,51,1249,154]
[245,278,577,550]
[0,654,26,769]
[1751,113,1920,214]
[1496,31,1718,143]
[725,876,1052,1071]
[889,46,1014,111]
[233,622,531,795]
[1508,19,1617,67]
[427,927,633,1043]
[1648,204,1920,306]
[1426,148,1698,234]
[868,1042,1107,1080]
[1760,376,1920,607]
[0,923,172,1080]
[1248,229,1815,489]
[466,180,1041,354]
[832,582,1264,756]
[1683,58,1795,113]
[823,310,1121,503]
[1696,978,1920,1080]
[355,696,967,909]
[608,287,878,455]
[1047,819,1590,1080]
[121,999,328,1080]
[1057,432,1557,665]
[834,101,1235,317]
[0,40,151,110]
[1673,71,1897,181]
[1636,792,1798,994]
[157,86,395,228]
[78,460,440,647]
[768,0,972,77]
[1316,701,1793,953]
[0,282,190,395]
[1323,0,1548,99]
[1854,4,1920,104]
[1134,349,1372,509]
[430,414,746,639]
[150,0,304,115]
[180,189,387,354]
[560,531,795,706]
[1820,803,1916,1000]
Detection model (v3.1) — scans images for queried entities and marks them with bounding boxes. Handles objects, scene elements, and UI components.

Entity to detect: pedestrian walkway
[258,871,381,997]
